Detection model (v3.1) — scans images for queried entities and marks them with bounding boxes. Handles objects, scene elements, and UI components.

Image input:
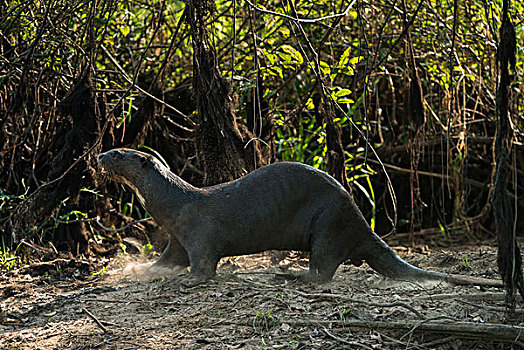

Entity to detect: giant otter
[98,148,501,286]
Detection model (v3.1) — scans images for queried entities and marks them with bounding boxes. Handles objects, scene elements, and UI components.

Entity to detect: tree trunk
[493,0,523,312]
[186,0,262,185]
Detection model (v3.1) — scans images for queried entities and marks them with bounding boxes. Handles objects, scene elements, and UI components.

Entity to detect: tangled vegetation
[0,0,523,263]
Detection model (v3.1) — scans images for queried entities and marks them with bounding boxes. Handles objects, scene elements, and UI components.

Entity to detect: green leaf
[120,25,130,37]
[349,56,364,65]
[334,88,352,97]
[336,48,361,78]
[319,61,331,76]
[279,27,290,38]
[331,87,354,104]
[279,45,303,65]
[337,47,352,68]
[261,49,277,65]
[306,98,315,110]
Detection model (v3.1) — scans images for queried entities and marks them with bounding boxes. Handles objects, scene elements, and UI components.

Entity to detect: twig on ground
[321,327,374,349]
[82,298,144,304]
[456,299,524,313]
[290,290,426,319]
[418,336,458,348]
[20,240,45,252]
[400,315,457,345]
[55,216,153,232]
[82,307,110,333]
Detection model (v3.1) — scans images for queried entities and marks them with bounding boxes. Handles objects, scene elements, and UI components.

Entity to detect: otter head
[97,148,162,189]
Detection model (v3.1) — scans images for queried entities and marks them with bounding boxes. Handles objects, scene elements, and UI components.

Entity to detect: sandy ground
[1,244,523,349]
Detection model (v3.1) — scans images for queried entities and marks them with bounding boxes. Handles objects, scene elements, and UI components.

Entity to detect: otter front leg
[174,213,222,285]
[151,236,190,270]
[309,253,340,283]
[177,227,221,285]
[177,250,220,286]
[188,248,220,278]
[308,235,344,283]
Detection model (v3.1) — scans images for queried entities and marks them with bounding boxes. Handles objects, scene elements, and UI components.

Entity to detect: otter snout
[97,152,110,175]
[97,150,121,175]
[97,152,106,163]
[98,149,124,164]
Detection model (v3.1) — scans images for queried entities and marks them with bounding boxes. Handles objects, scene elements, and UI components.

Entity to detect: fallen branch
[418,336,458,348]
[82,298,146,304]
[414,292,522,302]
[321,327,373,349]
[286,319,524,344]
[445,274,503,287]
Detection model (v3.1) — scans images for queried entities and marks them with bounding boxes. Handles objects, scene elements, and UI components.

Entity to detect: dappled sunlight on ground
[1,244,520,349]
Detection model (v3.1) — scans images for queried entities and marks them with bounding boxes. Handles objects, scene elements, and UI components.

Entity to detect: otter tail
[362,232,446,282]
[362,231,503,287]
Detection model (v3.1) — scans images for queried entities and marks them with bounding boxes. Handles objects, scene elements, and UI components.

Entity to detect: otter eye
[140,157,147,168]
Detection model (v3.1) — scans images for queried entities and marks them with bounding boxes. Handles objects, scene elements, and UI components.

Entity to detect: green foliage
[252,309,280,334]
[117,191,147,220]
[91,265,108,277]
[141,243,154,257]
[2,0,523,243]
[275,115,326,168]
[458,254,472,271]
[120,242,128,255]
[0,238,22,271]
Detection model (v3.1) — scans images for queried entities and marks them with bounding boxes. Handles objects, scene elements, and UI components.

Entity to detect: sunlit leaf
[120,25,130,37]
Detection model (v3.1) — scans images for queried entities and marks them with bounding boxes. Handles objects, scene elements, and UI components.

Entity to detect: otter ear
[140,157,147,168]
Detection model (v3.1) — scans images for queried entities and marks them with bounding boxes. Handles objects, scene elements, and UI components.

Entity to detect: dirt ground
[2,242,523,349]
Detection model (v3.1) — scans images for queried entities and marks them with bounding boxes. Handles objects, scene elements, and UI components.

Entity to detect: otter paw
[179,274,208,287]
[147,264,188,277]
